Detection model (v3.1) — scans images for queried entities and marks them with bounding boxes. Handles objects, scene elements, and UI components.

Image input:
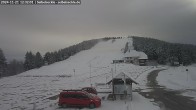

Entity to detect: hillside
[0,37,160,110]
[132,36,196,65]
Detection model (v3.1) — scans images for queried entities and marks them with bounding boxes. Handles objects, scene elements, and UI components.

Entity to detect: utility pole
[72,69,76,89]
[111,68,116,100]
[90,63,92,87]
[111,68,114,94]
[186,69,188,81]
[73,69,76,89]
[73,69,76,80]
[115,63,116,75]
[124,73,127,100]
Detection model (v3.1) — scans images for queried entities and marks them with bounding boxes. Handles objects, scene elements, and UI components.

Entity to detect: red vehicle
[58,90,101,109]
[81,87,97,95]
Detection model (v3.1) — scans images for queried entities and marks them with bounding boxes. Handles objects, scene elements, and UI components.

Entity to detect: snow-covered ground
[0,38,161,110]
[157,65,196,100]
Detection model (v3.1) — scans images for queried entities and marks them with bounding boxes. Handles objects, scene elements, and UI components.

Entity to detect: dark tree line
[0,48,24,78]
[24,39,100,71]
[0,48,7,77]
[7,59,24,76]
[1,39,102,76]
[132,36,196,65]
[24,52,44,71]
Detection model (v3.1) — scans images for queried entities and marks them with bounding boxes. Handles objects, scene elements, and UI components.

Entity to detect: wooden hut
[107,72,138,100]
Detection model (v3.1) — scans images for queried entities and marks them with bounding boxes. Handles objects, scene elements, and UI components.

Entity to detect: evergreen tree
[24,51,35,70]
[181,50,192,66]
[35,52,44,68]
[44,52,51,65]
[0,48,7,77]
[124,42,129,53]
[53,51,59,62]
[48,52,55,64]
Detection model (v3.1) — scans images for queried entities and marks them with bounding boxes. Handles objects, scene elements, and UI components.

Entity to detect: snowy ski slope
[0,38,159,110]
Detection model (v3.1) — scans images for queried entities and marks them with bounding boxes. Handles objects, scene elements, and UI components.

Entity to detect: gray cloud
[0,0,196,60]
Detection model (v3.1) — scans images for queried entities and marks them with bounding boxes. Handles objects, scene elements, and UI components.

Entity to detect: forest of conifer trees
[132,36,196,65]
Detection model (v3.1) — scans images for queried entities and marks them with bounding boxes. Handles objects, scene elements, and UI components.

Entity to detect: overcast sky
[0,0,196,61]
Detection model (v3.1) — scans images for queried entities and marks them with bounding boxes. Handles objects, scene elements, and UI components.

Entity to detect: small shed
[107,72,138,100]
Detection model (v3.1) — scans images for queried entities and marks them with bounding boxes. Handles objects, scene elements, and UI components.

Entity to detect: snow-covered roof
[138,52,148,59]
[124,50,140,58]
[124,50,148,59]
[107,72,138,84]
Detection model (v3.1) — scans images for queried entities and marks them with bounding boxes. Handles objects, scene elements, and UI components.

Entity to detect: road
[137,70,196,110]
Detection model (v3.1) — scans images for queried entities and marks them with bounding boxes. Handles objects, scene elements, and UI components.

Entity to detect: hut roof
[107,72,138,84]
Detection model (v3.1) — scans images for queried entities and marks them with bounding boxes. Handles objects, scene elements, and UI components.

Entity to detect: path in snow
[137,70,196,110]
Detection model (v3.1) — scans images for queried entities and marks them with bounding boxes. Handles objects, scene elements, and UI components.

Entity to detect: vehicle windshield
[86,93,93,98]
[89,93,96,97]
